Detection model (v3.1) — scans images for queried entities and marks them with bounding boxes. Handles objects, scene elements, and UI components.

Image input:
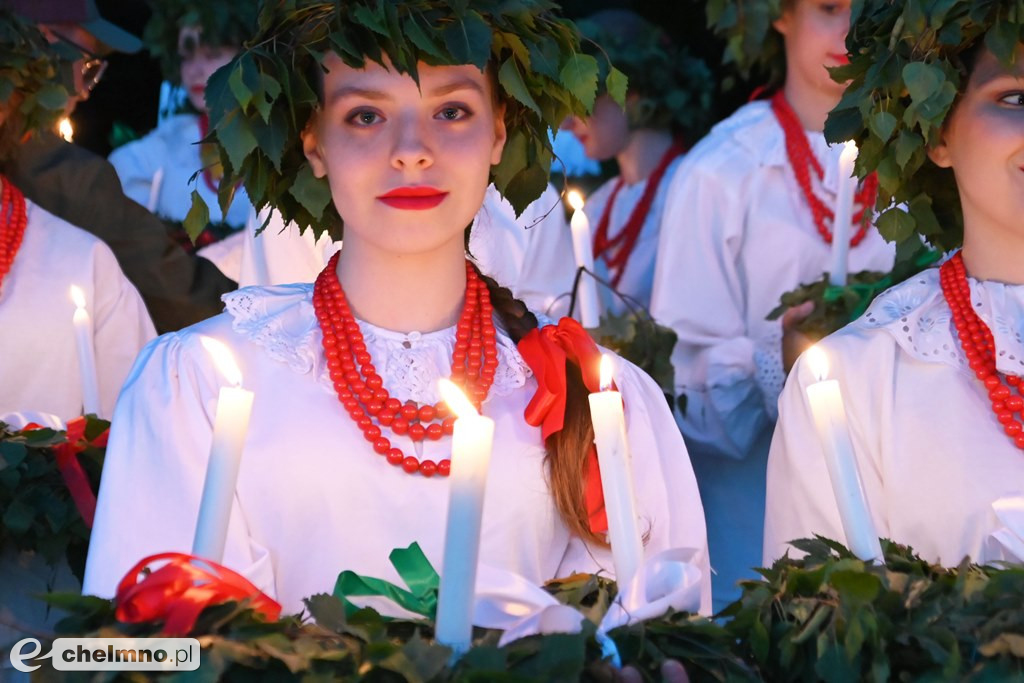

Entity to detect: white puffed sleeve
[82,328,275,599]
[650,157,771,460]
[763,329,891,565]
[90,241,157,417]
[555,357,712,615]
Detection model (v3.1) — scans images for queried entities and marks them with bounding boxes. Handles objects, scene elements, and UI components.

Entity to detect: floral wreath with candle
[199,0,627,545]
[823,0,1023,252]
[0,9,74,295]
[825,0,1024,451]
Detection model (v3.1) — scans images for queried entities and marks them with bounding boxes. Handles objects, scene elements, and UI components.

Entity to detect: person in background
[110,1,255,282]
[648,0,894,610]
[562,9,713,316]
[2,0,237,333]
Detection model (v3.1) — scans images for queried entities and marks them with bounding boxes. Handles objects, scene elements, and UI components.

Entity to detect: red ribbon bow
[518,317,611,535]
[115,552,282,636]
[23,416,105,527]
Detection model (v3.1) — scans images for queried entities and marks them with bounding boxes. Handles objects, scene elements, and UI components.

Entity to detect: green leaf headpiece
[0,9,73,156]
[577,10,714,137]
[705,0,785,88]
[196,0,623,241]
[143,1,257,84]
[825,0,1024,251]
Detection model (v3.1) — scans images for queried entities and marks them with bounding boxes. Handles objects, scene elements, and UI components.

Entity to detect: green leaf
[605,66,628,108]
[984,21,1020,64]
[441,11,492,70]
[824,107,863,146]
[527,37,562,80]
[559,53,599,112]
[497,58,540,115]
[289,164,332,221]
[869,111,898,142]
[0,441,27,468]
[403,13,447,62]
[228,62,253,111]
[35,83,67,110]
[3,498,33,534]
[352,3,390,37]
[217,110,260,171]
[894,129,924,169]
[876,207,916,242]
[830,570,881,603]
[902,62,944,104]
[184,190,211,243]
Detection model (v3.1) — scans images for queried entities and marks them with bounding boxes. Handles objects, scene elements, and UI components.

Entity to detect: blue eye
[436,106,469,121]
[348,110,382,126]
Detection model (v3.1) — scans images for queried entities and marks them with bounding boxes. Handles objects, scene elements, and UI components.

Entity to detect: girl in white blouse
[83,2,711,616]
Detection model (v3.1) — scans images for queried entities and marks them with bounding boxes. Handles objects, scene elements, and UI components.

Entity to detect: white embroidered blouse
[82,285,711,615]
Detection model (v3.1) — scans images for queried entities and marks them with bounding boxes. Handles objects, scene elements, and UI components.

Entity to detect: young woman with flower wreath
[561,9,713,316]
[109,1,256,281]
[765,2,1024,567]
[647,0,896,610]
[82,0,711,616]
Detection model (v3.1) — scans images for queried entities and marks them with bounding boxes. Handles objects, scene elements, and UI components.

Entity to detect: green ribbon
[332,542,439,620]
[822,248,943,323]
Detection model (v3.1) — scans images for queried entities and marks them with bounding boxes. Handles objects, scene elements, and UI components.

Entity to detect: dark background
[72,0,754,158]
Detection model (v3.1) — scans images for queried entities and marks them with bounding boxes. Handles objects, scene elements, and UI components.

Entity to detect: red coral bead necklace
[940,252,1024,449]
[312,252,499,476]
[770,91,879,247]
[0,177,28,297]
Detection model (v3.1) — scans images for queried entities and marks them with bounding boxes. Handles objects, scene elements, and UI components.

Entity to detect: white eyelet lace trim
[223,285,532,405]
[753,329,784,420]
[857,266,1024,377]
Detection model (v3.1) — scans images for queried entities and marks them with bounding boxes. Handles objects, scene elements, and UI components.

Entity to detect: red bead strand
[312,253,500,475]
[940,252,1024,450]
[770,92,879,247]
[0,178,28,297]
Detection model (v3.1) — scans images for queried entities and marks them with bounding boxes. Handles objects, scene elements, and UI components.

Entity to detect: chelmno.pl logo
[9,637,200,672]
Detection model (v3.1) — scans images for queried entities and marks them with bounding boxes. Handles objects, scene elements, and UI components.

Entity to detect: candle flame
[806,345,830,382]
[438,379,478,419]
[69,285,86,309]
[58,117,74,142]
[599,354,614,392]
[567,189,585,211]
[840,140,858,166]
[200,336,243,387]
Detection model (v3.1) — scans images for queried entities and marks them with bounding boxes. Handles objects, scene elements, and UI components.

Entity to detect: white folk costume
[109,113,252,281]
[0,198,155,420]
[238,184,577,318]
[585,152,684,315]
[648,100,895,610]
[83,285,711,615]
[765,265,1024,566]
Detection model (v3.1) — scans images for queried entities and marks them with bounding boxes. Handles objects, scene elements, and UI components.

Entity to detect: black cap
[5,0,143,53]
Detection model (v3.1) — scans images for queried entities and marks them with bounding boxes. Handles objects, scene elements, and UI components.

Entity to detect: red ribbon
[115,552,281,636]
[518,317,611,535]
[23,417,104,527]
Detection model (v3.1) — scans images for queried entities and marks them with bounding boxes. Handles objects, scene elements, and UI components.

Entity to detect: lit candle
[192,336,255,562]
[588,355,644,589]
[147,167,165,213]
[566,190,602,329]
[435,379,496,656]
[829,141,858,287]
[58,117,74,143]
[70,285,101,417]
[804,346,882,561]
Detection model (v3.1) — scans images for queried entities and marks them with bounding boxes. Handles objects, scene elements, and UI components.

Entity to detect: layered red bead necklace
[770,91,878,246]
[940,252,1024,449]
[592,141,685,289]
[312,252,499,476]
[0,177,28,297]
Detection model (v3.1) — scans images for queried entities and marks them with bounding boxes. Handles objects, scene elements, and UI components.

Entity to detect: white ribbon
[982,497,1024,564]
[0,411,65,431]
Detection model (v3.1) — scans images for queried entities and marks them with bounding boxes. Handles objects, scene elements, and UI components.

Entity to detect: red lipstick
[829,53,851,65]
[377,186,448,210]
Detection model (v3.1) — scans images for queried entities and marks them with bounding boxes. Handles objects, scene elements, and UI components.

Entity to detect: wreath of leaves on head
[0,10,73,144]
[187,0,626,243]
[705,0,786,90]
[143,1,258,84]
[824,0,1024,252]
[577,14,715,138]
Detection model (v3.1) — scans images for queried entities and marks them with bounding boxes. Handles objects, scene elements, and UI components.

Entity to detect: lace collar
[222,284,532,405]
[857,265,1024,377]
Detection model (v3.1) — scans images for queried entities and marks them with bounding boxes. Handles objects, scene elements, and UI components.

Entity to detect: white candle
[566,190,602,329]
[588,355,644,590]
[435,379,496,656]
[804,346,882,561]
[829,141,858,287]
[192,336,255,562]
[69,286,101,417]
[58,117,74,143]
